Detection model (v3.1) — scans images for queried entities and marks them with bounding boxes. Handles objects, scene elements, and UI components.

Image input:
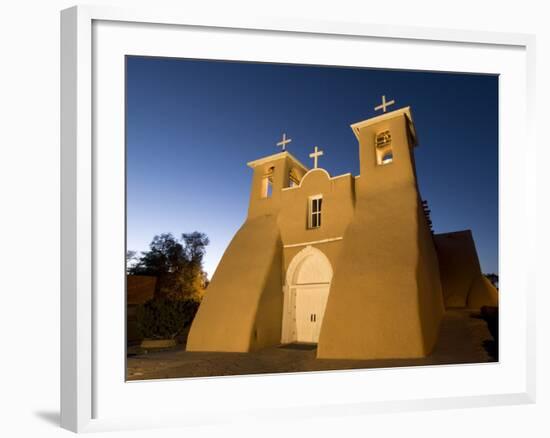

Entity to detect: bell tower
[317,101,444,360]
[246,151,308,219]
[351,104,419,196]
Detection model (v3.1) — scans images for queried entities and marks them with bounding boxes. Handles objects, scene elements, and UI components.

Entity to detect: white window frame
[308,194,323,229]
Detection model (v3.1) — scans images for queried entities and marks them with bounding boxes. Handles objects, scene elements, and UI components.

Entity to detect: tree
[126,250,138,273]
[129,232,209,300]
[484,273,499,289]
[182,232,209,264]
[136,297,200,340]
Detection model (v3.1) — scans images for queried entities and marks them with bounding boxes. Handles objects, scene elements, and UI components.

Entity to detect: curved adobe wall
[467,275,498,308]
[317,186,444,359]
[186,215,283,352]
[433,230,498,308]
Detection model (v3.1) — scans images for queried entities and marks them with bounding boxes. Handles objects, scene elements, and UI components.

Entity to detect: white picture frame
[60,4,536,433]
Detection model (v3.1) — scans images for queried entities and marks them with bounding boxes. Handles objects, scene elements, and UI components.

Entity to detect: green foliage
[128,232,209,300]
[483,273,499,289]
[136,297,200,340]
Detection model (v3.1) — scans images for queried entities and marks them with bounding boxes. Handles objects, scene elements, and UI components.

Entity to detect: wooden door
[295,285,330,343]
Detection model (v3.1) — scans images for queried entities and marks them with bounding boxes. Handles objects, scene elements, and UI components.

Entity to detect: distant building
[127,275,156,343]
[187,104,497,359]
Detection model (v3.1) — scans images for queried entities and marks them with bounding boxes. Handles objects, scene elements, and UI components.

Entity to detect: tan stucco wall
[279,168,355,278]
[317,113,444,359]
[279,169,354,244]
[433,230,498,308]
[186,215,283,352]
[468,275,498,308]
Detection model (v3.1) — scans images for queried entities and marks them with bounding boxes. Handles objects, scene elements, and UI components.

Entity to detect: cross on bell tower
[309,146,324,169]
[374,95,396,113]
[276,132,292,151]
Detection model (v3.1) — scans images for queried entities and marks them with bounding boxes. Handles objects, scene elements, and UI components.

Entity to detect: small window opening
[289,169,300,188]
[377,148,394,166]
[262,176,273,198]
[381,151,393,164]
[376,130,392,148]
[308,195,323,229]
[261,167,274,198]
[375,130,393,166]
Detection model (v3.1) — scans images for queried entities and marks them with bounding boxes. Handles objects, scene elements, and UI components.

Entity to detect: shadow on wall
[279,343,317,351]
[433,231,498,309]
[415,194,445,356]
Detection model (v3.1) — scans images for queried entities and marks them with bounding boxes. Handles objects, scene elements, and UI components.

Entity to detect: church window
[261,167,274,198]
[289,169,300,188]
[376,130,392,148]
[375,130,393,166]
[261,176,273,198]
[289,175,299,188]
[308,195,323,229]
[381,151,393,164]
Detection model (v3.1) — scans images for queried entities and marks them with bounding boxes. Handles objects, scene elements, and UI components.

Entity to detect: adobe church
[187,98,498,360]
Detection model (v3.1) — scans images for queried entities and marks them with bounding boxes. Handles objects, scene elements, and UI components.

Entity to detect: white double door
[295,284,330,344]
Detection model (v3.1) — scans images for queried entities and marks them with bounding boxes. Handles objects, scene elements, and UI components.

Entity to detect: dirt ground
[127,308,497,381]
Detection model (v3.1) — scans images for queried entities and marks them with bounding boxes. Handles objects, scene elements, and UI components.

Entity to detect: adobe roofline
[246,151,309,172]
[350,106,418,146]
[433,229,474,238]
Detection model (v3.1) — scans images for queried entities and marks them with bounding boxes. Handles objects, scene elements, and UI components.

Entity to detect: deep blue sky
[126,56,498,277]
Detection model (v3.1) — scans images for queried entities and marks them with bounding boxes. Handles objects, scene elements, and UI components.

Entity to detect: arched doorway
[281,246,333,344]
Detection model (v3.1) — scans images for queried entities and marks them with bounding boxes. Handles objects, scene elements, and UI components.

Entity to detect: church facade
[186,104,498,360]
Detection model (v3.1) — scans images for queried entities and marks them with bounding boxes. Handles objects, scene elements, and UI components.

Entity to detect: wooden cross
[276,132,292,151]
[374,95,396,113]
[309,146,324,169]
